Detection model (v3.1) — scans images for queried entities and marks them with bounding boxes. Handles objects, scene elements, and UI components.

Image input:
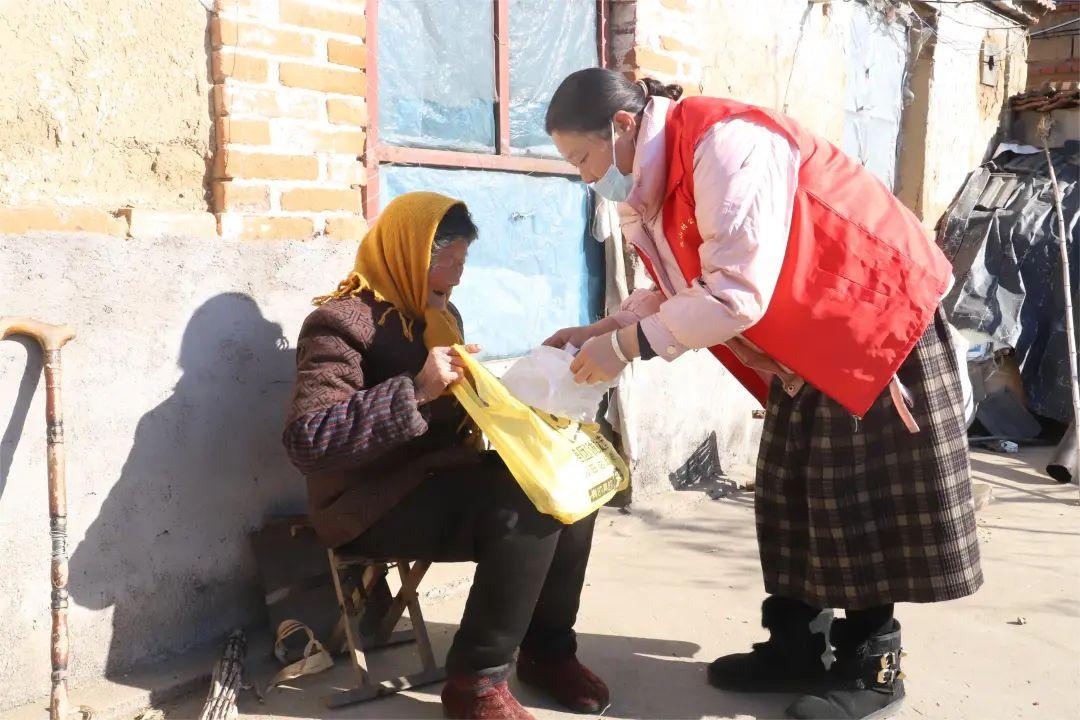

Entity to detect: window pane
[380,166,603,359]
[378,0,496,152]
[509,0,599,157]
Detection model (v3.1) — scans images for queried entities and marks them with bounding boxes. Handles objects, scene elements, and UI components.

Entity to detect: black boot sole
[785,688,905,720]
[708,676,829,695]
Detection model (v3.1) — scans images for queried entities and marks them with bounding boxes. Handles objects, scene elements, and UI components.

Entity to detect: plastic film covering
[381,165,603,359]
[509,0,599,157]
[378,0,496,152]
[940,144,1079,424]
[842,2,910,190]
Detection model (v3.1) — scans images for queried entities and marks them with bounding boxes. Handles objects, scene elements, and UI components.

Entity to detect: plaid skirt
[755,309,983,609]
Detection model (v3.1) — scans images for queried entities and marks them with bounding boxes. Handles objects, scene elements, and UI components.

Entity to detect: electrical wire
[1030,17,1080,37]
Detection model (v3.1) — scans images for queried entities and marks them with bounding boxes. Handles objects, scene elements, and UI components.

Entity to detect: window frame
[362,0,610,219]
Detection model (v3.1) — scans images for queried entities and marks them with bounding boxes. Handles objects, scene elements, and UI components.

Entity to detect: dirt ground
[150,447,1079,720]
[8,447,1077,720]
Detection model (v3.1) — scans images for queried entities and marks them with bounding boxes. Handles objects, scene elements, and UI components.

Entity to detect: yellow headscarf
[314,191,466,351]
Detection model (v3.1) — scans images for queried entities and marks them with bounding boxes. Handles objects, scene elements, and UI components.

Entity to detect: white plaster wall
[0,233,353,709]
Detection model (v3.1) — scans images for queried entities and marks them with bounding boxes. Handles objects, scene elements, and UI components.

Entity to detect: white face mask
[590,122,634,202]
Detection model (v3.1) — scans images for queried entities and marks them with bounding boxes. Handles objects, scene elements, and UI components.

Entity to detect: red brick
[274,125,365,154]
[627,46,679,76]
[660,36,694,55]
[281,1,365,36]
[327,98,368,126]
[327,39,366,69]
[212,85,322,120]
[229,215,315,240]
[120,210,218,239]
[279,62,365,95]
[211,51,269,84]
[213,0,268,12]
[281,188,362,212]
[212,181,272,212]
[0,206,126,236]
[215,118,272,147]
[1029,59,1080,75]
[214,150,319,180]
[210,17,317,58]
[325,215,368,240]
[326,156,366,185]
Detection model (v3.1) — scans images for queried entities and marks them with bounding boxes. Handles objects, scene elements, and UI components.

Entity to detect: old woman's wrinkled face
[427,239,469,311]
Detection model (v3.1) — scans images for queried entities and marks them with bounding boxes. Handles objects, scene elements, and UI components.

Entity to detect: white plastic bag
[947,323,976,428]
[500,346,614,423]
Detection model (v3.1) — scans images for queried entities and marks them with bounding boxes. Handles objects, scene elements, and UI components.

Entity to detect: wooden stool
[324,549,446,708]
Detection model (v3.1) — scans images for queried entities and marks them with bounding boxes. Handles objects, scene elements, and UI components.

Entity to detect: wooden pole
[1041,121,1080,502]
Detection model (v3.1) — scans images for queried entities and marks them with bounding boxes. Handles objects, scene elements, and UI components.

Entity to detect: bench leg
[325,666,446,708]
[324,555,446,709]
[327,550,379,690]
[397,561,438,671]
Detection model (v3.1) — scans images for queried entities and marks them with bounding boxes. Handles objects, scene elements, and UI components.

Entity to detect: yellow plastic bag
[450,345,630,524]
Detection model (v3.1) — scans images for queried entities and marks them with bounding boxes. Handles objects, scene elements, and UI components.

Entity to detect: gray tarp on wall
[939,142,1079,423]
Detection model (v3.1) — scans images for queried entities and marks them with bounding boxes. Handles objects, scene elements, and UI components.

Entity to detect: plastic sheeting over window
[842,1,911,190]
[380,166,603,359]
[508,0,599,157]
[377,0,496,152]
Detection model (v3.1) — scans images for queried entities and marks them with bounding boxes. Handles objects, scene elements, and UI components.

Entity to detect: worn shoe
[786,619,906,720]
[441,672,535,720]
[708,596,833,693]
[517,651,610,714]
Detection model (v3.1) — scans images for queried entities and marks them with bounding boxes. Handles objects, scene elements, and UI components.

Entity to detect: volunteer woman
[283,192,608,720]
[543,68,981,720]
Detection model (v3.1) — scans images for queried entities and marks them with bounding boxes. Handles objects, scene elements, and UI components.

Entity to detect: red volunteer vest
[646,97,951,416]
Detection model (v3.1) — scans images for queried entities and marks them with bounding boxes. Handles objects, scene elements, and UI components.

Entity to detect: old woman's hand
[415,344,482,404]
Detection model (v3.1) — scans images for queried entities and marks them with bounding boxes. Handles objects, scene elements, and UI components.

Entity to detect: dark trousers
[340,458,597,675]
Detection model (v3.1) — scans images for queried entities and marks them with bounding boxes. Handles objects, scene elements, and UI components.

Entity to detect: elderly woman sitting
[282,192,608,720]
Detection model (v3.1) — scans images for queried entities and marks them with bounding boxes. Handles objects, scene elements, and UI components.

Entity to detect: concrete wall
[0,0,212,211]
[0,232,353,709]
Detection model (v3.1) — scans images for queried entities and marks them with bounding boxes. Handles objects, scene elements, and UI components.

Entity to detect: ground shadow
[69,293,301,681]
[0,336,42,499]
[668,431,752,504]
[165,621,792,720]
[972,455,1078,507]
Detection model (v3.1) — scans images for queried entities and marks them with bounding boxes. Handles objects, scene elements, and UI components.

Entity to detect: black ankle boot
[707,596,832,693]
[786,618,906,719]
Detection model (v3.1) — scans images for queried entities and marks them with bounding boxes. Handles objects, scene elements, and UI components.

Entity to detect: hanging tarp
[939,142,1080,423]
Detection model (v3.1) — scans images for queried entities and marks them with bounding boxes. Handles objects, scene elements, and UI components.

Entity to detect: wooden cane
[1,317,76,720]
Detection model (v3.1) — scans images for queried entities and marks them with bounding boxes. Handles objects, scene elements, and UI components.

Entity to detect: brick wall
[210,0,368,240]
[1027,6,1080,87]
[0,0,369,241]
[611,0,703,93]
